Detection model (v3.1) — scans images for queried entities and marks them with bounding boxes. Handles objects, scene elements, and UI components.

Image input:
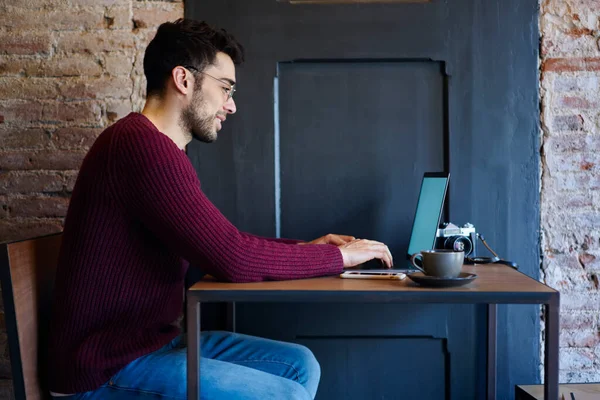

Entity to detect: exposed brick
[541,0,600,372]
[56,30,135,54]
[70,0,131,5]
[0,218,64,243]
[560,370,600,384]
[0,100,101,125]
[7,195,70,218]
[0,100,44,123]
[591,273,600,289]
[105,99,133,123]
[103,53,134,76]
[560,330,600,348]
[0,127,50,149]
[545,151,600,173]
[3,7,118,30]
[0,32,51,56]
[132,2,183,30]
[543,58,600,72]
[133,49,145,75]
[543,252,594,291]
[559,349,597,370]
[572,213,600,232]
[0,56,31,76]
[560,312,598,331]
[0,77,58,100]
[544,134,600,153]
[103,6,133,30]
[548,193,594,209]
[542,213,600,253]
[25,55,104,77]
[556,96,597,109]
[0,150,86,170]
[0,171,70,194]
[0,0,57,6]
[551,115,584,131]
[553,76,600,92]
[52,127,102,149]
[63,171,78,192]
[541,35,600,58]
[57,77,133,100]
[561,292,600,311]
[41,101,102,124]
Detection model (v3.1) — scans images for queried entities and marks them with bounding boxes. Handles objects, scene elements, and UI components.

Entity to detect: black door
[186,1,540,399]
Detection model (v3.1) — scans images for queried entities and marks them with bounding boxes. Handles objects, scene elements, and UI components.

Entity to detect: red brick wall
[0,0,183,395]
[540,0,600,384]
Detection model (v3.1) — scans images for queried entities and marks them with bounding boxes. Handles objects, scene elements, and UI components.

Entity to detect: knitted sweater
[47,113,343,393]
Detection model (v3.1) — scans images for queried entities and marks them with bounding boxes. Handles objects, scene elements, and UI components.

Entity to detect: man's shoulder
[106,112,156,140]
[103,113,187,168]
[96,112,173,152]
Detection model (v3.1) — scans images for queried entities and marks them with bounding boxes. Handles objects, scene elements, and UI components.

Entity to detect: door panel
[279,60,444,252]
[235,302,482,400]
[186,1,540,399]
[300,337,447,400]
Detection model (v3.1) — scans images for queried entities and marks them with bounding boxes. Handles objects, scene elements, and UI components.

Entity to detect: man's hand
[300,234,355,246]
[338,239,394,269]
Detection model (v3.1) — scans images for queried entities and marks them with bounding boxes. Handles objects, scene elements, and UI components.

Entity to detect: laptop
[355,171,450,271]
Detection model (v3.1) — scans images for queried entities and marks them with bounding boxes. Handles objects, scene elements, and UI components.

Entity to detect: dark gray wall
[186,1,541,399]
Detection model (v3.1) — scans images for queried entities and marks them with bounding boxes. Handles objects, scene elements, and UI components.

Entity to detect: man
[47,19,393,400]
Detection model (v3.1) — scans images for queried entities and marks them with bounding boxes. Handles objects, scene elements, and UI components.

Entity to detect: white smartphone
[339,271,407,280]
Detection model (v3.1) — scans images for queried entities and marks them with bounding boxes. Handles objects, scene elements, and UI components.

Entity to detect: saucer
[407,272,477,288]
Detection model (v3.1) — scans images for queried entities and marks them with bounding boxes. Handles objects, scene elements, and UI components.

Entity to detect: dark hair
[143,19,244,97]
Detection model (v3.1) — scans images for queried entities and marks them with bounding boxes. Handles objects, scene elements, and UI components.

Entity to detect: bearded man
[47,18,392,400]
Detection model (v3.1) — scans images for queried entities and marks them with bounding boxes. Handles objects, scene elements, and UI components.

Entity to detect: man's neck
[141,97,191,150]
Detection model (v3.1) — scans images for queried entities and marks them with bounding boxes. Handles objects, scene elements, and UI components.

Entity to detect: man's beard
[180,90,217,143]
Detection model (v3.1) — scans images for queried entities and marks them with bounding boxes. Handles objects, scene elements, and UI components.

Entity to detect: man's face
[181,52,237,143]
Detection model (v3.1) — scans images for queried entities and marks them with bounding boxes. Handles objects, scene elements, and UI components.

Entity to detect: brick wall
[0,0,183,396]
[540,0,600,384]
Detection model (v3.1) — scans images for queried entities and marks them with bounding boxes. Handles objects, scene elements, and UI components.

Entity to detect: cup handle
[410,253,426,273]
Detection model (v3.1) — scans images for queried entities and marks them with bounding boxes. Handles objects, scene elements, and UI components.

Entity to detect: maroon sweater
[47,113,343,393]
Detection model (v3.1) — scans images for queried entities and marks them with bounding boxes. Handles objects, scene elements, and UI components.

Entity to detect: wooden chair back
[0,233,62,400]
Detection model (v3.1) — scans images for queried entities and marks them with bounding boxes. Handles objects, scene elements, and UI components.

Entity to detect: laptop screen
[406,172,449,257]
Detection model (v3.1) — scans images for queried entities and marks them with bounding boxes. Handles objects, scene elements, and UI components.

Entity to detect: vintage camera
[435,222,477,257]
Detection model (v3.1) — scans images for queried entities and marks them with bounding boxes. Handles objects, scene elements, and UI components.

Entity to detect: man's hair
[144,19,245,97]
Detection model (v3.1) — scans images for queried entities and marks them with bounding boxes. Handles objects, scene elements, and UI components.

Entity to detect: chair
[0,233,62,400]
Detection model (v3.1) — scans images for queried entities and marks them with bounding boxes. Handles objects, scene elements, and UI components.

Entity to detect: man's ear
[172,66,193,95]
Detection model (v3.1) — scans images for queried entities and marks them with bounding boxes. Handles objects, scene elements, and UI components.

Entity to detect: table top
[188,264,558,304]
[517,383,600,399]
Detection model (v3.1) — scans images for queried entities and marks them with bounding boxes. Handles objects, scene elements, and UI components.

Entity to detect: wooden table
[187,264,559,400]
[516,383,600,400]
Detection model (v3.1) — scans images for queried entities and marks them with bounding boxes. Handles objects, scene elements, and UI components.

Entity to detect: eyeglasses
[183,66,236,101]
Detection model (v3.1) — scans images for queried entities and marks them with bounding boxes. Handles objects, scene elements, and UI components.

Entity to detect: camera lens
[443,235,473,256]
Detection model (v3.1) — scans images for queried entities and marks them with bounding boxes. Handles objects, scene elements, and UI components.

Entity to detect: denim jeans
[51,331,320,400]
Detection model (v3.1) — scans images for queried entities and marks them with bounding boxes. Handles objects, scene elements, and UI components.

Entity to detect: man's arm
[241,233,354,246]
[113,129,343,283]
[240,232,303,245]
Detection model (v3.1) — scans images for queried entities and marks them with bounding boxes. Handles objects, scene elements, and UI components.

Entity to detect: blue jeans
[52,331,320,400]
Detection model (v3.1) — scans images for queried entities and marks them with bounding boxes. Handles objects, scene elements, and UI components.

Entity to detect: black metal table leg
[487,304,497,400]
[226,302,236,332]
[544,295,560,400]
[187,297,201,400]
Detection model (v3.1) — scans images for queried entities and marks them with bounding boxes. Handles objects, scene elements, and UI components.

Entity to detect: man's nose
[224,97,236,114]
